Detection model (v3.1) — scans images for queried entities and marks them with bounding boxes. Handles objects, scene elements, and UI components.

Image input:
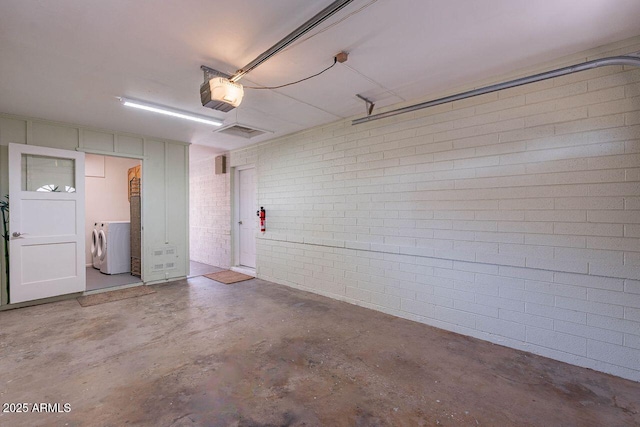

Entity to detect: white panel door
[238,167,256,268]
[9,143,85,303]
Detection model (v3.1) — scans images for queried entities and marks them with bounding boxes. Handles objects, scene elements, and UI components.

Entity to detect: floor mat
[77,285,156,307]
[204,270,254,284]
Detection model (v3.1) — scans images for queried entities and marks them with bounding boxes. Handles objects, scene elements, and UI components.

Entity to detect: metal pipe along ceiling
[229,0,355,82]
[352,55,640,125]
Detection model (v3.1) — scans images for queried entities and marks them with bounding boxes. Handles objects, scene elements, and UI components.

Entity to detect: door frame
[232,164,257,274]
[83,151,145,290]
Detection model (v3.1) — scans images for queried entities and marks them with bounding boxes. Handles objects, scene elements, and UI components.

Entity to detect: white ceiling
[2,0,640,151]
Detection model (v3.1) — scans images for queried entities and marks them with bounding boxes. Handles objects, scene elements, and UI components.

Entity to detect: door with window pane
[9,143,85,303]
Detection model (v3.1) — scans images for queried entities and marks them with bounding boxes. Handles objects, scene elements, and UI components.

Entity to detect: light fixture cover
[200,77,244,112]
[120,98,223,126]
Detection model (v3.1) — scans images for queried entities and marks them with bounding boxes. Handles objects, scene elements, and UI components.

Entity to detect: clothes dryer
[91,222,101,269]
[99,221,131,275]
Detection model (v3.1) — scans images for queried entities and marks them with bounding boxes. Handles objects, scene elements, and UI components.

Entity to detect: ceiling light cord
[243,57,338,90]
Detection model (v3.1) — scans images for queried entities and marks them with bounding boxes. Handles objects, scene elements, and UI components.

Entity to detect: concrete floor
[189,260,224,278]
[86,267,141,291]
[86,260,217,292]
[0,276,638,426]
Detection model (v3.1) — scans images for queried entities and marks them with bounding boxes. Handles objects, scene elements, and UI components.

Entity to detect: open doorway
[188,144,230,277]
[85,154,142,291]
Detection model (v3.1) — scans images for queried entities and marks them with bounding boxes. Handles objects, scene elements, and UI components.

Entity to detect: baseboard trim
[231,266,256,277]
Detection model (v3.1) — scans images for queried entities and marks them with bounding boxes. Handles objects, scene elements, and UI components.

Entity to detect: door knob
[238,221,243,225]
[12,232,21,237]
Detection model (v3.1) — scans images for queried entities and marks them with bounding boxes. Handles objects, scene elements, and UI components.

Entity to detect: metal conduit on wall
[352,55,640,125]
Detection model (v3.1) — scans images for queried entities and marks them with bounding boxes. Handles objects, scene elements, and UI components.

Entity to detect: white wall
[189,145,231,268]
[0,114,189,305]
[230,37,640,381]
[85,154,141,266]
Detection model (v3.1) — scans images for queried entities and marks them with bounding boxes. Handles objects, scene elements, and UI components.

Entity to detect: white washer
[99,221,131,275]
[91,222,101,269]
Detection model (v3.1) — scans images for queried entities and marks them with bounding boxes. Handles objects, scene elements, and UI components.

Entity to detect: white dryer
[91,222,101,269]
[99,221,131,275]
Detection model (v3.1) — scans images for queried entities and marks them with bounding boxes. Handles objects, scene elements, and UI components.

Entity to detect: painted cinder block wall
[230,37,640,381]
[189,146,231,268]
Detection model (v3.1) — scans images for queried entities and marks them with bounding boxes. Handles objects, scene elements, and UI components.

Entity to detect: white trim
[164,141,169,244]
[0,292,82,311]
[76,147,146,160]
[0,112,191,147]
[232,164,256,269]
[185,145,190,277]
[230,266,256,277]
[141,150,145,283]
[144,276,186,286]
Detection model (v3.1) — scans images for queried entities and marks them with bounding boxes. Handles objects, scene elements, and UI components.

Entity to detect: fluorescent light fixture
[119,97,223,126]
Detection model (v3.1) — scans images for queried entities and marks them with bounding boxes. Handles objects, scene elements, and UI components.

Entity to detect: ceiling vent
[213,123,272,139]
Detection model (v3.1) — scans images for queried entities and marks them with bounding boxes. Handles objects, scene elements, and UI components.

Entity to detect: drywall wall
[85,154,141,266]
[189,145,231,268]
[230,37,640,381]
[0,113,189,305]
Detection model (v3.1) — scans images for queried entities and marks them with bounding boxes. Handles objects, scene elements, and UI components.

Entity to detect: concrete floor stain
[0,276,638,426]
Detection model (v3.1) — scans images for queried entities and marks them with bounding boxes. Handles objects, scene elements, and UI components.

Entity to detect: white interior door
[238,167,256,268]
[9,143,85,303]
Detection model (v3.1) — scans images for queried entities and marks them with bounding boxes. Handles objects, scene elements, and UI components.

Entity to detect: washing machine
[99,221,131,275]
[91,222,101,269]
